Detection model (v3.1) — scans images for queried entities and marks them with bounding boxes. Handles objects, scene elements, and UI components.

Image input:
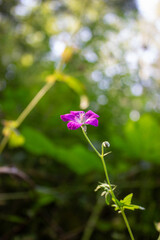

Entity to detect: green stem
[0,58,63,154]
[81,127,135,240]
[0,81,55,154]
[81,127,101,158]
[16,81,55,126]
[0,135,10,154]
[121,210,135,240]
[100,153,114,197]
[81,128,114,198]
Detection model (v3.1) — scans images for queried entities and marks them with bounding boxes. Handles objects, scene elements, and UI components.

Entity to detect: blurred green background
[0,0,160,239]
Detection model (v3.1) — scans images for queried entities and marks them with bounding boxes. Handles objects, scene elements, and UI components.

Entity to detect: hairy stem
[81,127,135,240]
[81,127,101,158]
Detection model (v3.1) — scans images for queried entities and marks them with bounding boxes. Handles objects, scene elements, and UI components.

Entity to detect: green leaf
[21,126,56,156]
[0,214,26,223]
[56,144,102,174]
[119,193,145,211]
[56,72,85,95]
[33,195,55,213]
[105,193,111,205]
[8,131,25,148]
[22,126,102,175]
[111,115,160,163]
[121,193,133,205]
[123,204,145,211]
[112,198,122,211]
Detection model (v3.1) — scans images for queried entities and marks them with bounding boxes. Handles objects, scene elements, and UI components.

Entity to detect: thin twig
[0,166,34,186]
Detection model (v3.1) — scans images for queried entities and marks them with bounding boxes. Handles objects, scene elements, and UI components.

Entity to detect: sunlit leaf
[121,193,133,205]
[123,204,145,211]
[56,72,85,95]
[119,194,144,211]
[8,131,25,148]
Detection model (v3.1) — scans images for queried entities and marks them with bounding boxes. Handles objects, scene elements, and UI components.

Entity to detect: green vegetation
[0,0,160,239]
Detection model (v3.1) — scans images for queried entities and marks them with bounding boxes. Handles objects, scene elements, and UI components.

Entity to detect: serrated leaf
[118,193,145,211]
[121,193,133,205]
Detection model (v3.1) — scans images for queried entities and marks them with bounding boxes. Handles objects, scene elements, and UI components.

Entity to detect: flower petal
[67,121,82,130]
[85,118,99,127]
[70,111,85,117]
[60,114,75,122]
[85,110,99,119]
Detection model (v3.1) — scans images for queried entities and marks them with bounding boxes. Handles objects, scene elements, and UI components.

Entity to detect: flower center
[76,113,85,124]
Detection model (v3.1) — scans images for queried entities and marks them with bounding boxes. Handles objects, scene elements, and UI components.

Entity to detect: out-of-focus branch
[0,1,89,154]
[81,196,105,240]
[0,166,34,186]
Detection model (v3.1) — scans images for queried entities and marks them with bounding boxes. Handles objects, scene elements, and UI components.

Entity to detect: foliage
[0,0,160,239]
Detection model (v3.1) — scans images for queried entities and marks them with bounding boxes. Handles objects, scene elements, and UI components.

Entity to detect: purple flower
[60,110,99,130]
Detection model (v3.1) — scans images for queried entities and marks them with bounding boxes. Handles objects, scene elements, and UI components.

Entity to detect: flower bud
[61,46,74,63]
[103,141,110,148]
